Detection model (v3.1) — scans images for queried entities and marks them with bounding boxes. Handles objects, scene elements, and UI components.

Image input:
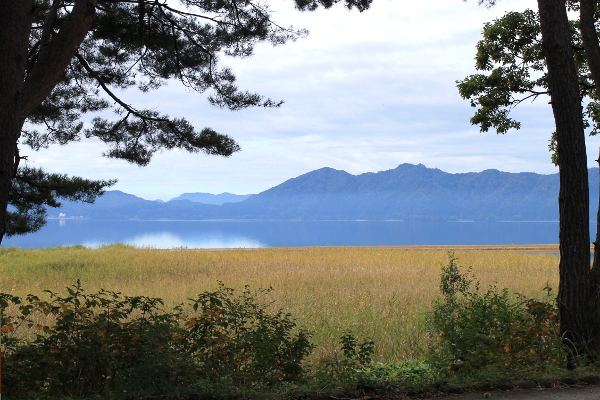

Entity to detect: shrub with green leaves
[431,253,564,375]
[184,284,314,386]
[0,281,313,399]
[356,359,434,389]
[315,330,375,384]
[314,332,433,389]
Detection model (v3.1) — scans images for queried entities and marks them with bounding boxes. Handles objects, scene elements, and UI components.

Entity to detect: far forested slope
[51,164,600,221]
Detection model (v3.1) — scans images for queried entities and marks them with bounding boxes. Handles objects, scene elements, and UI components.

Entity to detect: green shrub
[314,332,434,389]
[431,253,565,376]
[0,281,313,399]
[185,283,314,386]
[352,359,433,390]
[315,330,374,384]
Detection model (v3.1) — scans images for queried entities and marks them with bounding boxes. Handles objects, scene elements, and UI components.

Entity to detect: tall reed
[0,245,558,362]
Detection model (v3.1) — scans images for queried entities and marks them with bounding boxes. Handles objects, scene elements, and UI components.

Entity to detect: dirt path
[446,385,600,399]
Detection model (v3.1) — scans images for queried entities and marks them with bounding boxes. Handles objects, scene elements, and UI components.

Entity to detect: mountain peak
[49,164,598,222]
[169,192,251,205]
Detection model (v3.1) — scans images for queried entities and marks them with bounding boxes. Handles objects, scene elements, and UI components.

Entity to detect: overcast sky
[27,0,598,200]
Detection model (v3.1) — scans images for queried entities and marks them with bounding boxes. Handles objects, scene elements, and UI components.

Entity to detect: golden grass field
[0,245,562,362]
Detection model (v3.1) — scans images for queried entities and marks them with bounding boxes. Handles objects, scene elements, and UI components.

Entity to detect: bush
[0,281,313,399]
[352,359,433,390]
[314,332,434,390]
[315,330,374,384]
[185,283,314,386]
[431,253,565,376]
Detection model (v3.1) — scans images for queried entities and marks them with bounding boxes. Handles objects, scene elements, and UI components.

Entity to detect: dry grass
[0,245,559,362]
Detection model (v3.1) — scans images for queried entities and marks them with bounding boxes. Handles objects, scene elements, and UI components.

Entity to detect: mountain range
[49,163,600,222]
[167,192,252,204]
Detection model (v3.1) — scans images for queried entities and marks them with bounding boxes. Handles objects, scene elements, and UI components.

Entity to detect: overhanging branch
[75,52,170,124]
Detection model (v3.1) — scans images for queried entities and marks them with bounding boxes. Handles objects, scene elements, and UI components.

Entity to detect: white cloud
[26,0,598,200]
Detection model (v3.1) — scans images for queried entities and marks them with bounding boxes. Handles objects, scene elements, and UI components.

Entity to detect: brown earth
[445,384,600,399]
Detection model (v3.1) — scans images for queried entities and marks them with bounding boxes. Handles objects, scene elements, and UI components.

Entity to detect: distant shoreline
[378,244,566,252]
[185,244,582,253]
[45,218,564,222]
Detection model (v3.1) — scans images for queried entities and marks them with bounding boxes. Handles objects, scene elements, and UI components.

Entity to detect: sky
[26,0,599,200]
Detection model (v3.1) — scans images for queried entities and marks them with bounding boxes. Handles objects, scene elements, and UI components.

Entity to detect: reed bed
[0,245,559,362]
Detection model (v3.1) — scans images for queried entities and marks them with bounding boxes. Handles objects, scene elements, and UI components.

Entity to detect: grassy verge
[1,245,559,363]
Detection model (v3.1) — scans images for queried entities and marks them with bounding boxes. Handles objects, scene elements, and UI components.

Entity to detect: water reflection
[118,231,263,249]
[1,219,574,249]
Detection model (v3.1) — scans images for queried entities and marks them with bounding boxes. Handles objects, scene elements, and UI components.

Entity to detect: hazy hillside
[168,192,252,204]
[50,164,600,221]
[236,164,569,221]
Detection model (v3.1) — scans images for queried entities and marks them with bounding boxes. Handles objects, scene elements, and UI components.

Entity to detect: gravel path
[447,385,600,399]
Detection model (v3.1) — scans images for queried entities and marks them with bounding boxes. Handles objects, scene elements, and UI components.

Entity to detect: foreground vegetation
[1,245,559,362]
[2,245,586,399]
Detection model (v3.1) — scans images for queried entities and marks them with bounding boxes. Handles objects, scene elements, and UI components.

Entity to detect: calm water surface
[0,219,578,249]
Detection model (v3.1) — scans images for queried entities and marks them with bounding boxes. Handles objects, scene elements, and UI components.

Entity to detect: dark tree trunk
[580,0,600,89]
[538,0,595,352]
[580,0,600,336]
[20,0,97,119]
[0,0,97,244]
[0,0,34,243]
[592,150,600,337]
[593,150,600,271]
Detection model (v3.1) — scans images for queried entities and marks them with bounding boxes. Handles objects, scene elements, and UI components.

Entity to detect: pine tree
[0,0,371,242]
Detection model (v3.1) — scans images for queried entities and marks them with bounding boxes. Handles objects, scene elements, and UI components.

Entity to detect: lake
[0,219,583,249]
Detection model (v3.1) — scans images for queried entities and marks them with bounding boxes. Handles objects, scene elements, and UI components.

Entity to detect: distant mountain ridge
[168,192,252,204]
[50,163,600,221]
